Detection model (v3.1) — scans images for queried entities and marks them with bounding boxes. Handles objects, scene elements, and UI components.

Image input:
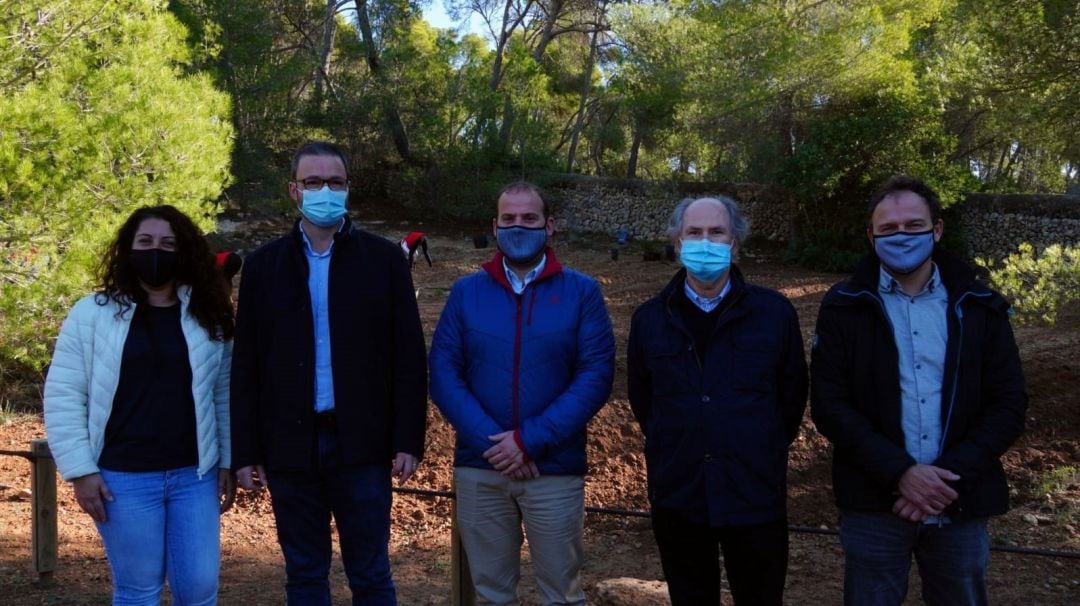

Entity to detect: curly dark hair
[96,205,235,341]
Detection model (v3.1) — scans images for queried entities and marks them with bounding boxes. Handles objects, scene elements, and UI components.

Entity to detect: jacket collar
[289,215,354,249]
[836,249,1003,310]
[660,264,747,313]
[482,246,563,292]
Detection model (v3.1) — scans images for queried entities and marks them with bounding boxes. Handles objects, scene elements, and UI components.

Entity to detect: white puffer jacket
[44,286,231,480]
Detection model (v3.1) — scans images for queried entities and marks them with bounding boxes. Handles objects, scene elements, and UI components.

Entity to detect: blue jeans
[839,510,989,606]
[266,427,396,606]
[95,466,220,606]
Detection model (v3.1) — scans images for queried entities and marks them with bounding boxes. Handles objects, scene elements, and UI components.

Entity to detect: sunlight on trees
[0,0,233,369]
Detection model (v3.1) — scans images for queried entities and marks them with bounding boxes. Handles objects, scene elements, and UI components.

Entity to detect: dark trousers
[651,508,788,606]
[266,425,396,606]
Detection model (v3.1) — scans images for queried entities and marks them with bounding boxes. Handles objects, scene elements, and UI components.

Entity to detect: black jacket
[230,217,427,472]
[810,250,1026,518]
[628,267,808,526]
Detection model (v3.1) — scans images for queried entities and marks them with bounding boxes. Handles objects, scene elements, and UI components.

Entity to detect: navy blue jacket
[429,249,615,475]
[230,217,428,472]
[810,250,1026,518]
[627,267,808,526]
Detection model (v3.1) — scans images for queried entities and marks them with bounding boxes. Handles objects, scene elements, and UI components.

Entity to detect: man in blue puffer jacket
[430,181,615,606]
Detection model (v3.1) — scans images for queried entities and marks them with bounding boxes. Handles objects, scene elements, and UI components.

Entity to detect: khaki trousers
[454,467,586,606]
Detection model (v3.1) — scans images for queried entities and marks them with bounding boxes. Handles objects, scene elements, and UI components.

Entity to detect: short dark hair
[291,141,349,179]
[498,181,549,217]
[867,175,942,224]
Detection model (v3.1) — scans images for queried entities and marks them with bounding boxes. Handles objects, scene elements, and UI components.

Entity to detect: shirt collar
[503,253,547,294]
[299,218,345,257]
[879,262,941,296]
[683,277,731,312]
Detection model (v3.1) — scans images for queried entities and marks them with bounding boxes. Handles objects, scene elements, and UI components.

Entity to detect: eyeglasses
[295,177,349,191]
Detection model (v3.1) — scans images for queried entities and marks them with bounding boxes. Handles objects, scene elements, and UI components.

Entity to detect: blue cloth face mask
[873,230,935,274]
[679,239,732,283]
[496,225,548,264]
[300,185,348,227]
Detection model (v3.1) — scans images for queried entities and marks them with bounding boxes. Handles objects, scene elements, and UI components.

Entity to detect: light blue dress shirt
[300,225,338,413]
[502,254,547,295]
[683,277,732,313]
[879,265,949,466]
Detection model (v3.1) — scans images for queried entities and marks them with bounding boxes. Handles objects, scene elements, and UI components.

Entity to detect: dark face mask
[129,248,178,288]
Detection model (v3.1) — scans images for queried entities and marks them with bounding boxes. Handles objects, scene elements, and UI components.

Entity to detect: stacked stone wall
[545,175,793,243]
[545,175,1080,261]
[953,193,1080,262]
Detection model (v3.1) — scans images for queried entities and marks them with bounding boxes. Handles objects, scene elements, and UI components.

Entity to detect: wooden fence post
[30,439,57,586]
[450,500,476,606]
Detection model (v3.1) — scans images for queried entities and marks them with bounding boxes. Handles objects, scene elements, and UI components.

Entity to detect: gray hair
[666,196,750,244]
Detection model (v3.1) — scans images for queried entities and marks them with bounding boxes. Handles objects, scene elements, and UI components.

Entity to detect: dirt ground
[2,213,1080,604]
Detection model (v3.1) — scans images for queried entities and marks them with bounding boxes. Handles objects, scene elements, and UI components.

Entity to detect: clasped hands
[893,463,961,522]
[484,430,539,480]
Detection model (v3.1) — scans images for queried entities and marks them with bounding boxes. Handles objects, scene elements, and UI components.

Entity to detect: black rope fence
[393,486,1080,561]
[5,451,1080,562]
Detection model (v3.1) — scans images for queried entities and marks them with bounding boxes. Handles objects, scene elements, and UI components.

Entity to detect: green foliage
[781,231,865,274]
[0,0,233,369]
[979,243,1080,325]
[776,91,974,269]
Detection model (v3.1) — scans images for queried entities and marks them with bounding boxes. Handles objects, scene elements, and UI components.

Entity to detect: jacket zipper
[512,294,523,430]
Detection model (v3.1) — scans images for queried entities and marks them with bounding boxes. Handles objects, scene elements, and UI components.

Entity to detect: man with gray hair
[627,196,808,605]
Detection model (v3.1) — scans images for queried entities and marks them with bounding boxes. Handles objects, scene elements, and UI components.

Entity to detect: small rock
[594,578,671,606]
[1022,513,1040,526]
[17,488,32,501]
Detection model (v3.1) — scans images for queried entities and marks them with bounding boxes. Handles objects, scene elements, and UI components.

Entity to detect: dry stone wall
[544,176,794,244]
[544,175,1080,262]
[953,193,1080,262]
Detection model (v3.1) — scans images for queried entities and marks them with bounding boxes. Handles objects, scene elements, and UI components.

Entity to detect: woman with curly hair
[44,205,235,605]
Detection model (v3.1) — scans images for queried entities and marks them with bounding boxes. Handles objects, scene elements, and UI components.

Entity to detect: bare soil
[2,215,1079,604]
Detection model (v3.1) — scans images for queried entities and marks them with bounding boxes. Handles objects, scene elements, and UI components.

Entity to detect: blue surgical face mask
[679,239,732,283]
[300,185,348,227]
[873,230,935,274]
[496,225,548,264]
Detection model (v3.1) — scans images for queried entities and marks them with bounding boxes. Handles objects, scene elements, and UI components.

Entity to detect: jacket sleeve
[43,300,99,481]
[779,301,809,445]
[933,309,1027,481]
[215,339,232,469]
[229,254,261,470]
[810,302,915,490]
[519,280,615,460]
[627,306,651,429]
[429,282,507,454]
[388,250,428,460]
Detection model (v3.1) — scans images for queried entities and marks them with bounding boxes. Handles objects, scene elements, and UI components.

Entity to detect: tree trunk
[627,127,643,179]
[312,0,338,109]
[565,15,600,172]
[355,0,427,167]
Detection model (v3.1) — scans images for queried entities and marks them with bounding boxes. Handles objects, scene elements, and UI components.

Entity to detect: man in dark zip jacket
[627,196,808,605]
[429,181,615,605]
[811,175,1026,606]
[231,142,428,604]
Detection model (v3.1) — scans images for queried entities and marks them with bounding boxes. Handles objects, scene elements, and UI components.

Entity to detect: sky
[421,1,486,37]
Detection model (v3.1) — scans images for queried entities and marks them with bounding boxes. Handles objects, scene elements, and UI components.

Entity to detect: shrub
[979,243,1080,324]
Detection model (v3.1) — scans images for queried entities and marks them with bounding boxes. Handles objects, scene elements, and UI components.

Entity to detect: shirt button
[916,364,922,370]
[920,398,926,404]
[704,454,712,461]
[701,395,711,403]
[922,434,928,440]
[913,330,919,336]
